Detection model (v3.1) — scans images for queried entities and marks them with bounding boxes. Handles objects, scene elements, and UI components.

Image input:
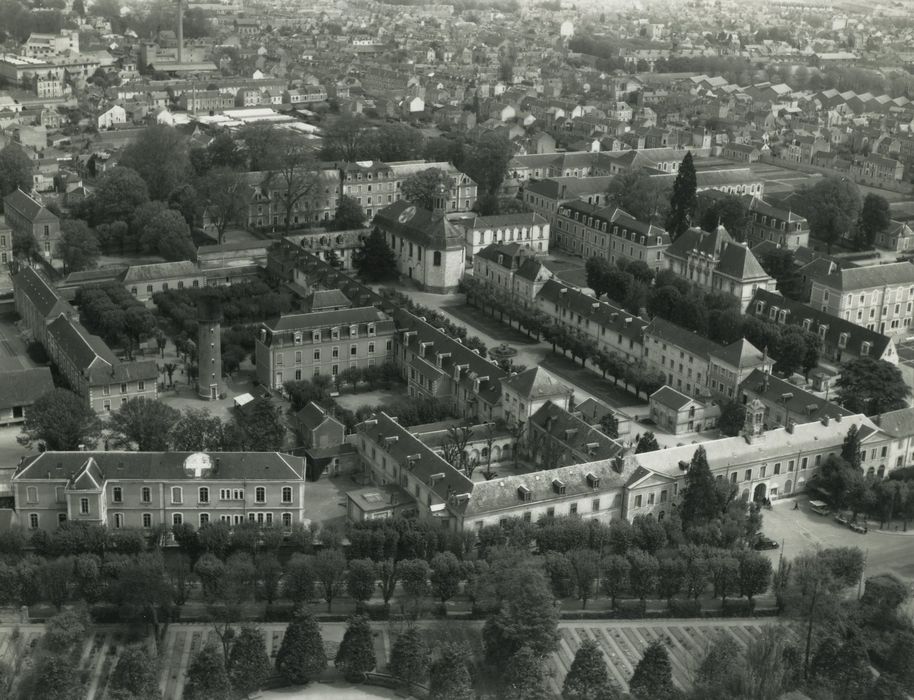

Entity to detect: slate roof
[122,261,200,283]
[48,315,116,370]
[650,386,697,411]
[13,266,74,319]
[529,400,623,461]
[807,260,914,291]
[645,317,725,361]
[710,337,766,368]
[264,307,390,333]
[466,212,548,229]
[873,407,914,439]
[393,308,505,406]
[501,366,572,400]
[373,200,466,251]
[630,413,881,479]
[3,188,52,222]
[306,289,351,311]
[16,451,306,481]
[515,257,550,282]
[666,225,769,281]
[747,289,893,360]
[461,456,630,517]
[0,367,54,410]
[536,280,648,344]
[295,401,337,431]
[357,412,474,507]
[739,369,852,424]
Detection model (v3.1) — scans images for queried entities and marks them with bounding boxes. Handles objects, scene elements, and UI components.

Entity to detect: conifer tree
[334,615,376,681]
[666,152,697,239]
[680,445,723,528]
[629,639,675,700]
[429,643,474,700]
[563,638,617,700]
[184,642,231,700]
[388,626,429,687]
[352,227,398,282]
[275,608,327,685]
[227,626,272,697]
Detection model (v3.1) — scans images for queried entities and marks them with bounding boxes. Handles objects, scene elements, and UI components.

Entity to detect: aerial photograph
[1,0,914,697]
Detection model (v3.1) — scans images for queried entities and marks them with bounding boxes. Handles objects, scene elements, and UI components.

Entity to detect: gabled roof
[807,261,914,291]
[645,317,725,361]
[739,369,852,424]
[529,400,623,461]
[873,407,914,439]
[13,266,74,319]
[650,385,698,411]
[47,315,115,373]
[264,307,390,333]
[716,239,770,280]
[501,366,571,400]
[69,457,104,491]
[16,451,305,482]
[306,289,351,312]
[3,188,55,222]
[747,289,893,360]
[295,401,339,431]
[123,260,200,283]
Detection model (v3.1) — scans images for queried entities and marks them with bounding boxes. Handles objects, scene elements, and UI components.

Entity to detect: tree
[855,193,891,249]
[169,409,227,451]
[718,399,747,437]
[835,357,910,415]
[601,555,630,610]
[335,615,376,681]
[737,550,772,601]
[462,132,514,196]
[26,653,83,700]
[482,566,559,665]
[563,638,616,700]
[401,168,453,210]
[310,548,346,612]
[265,131,324,235]
[429,643,473,700]
[635,432,660,454]
[320,113,373,162]
[109,646,160,700]
[666,151,697,239]
[605,170,671,224]
[184,642,231,700]
[629,639,674,700]
[231,397,286,451]
[284,554,315,604]
[798,176,862,251]
[698,193,748,240]
[352,227,398,282]
[44,606,87,650]
[197,168,251,243]
[759,248,804,300]
[680,445,724,528]
[389,626,429,686]
[627,549,659,602]
[399,558,431,611]
[275,608,326,685]
[501,646,551,700]
[140,209,196,262]
[108,398,180,451]
[342,558,375,610]
[120,125,191,200]
[56,219,100,273]
[85,167,150,226]
[12,229,39,261]
[227,626,271,698]
[0,143,34,199]
[329,194,365,230]
[19,388,102,450]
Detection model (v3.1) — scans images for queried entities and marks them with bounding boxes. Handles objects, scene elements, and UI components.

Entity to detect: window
[592,498,600,511]
[199,513,210,526]
[255,487,265,503]
[171,487,183,504]
[282,486,293,503]
[634,495,642,508]
[142,513,152,528]
[332,346,339,359]
[815,455,821,466]
[199,487,209,504]
[433,251,442,266]
[114,513,123,528]
[801,457,808,469]
[141,487,151,503]
[113,486,122,503]
[368,342,375,353]
[26,486,38,503]
[29,513,38,529]
[80,498,90,514]
[569,503,578,515]
[313,349,320,361]
[55,486,65,503]
[350,345,357,356]
[138,380,145,392]
[120,383,127,394]
[744,469,752,481]
[172,513,183,526]
[282,512,292,527]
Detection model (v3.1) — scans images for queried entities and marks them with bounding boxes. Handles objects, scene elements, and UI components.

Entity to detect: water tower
[196,296,224,400]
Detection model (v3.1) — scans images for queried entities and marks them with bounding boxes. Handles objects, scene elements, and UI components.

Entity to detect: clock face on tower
[398,205,417,223]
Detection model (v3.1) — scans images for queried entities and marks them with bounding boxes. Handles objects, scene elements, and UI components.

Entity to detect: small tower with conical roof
[196,296,224,400]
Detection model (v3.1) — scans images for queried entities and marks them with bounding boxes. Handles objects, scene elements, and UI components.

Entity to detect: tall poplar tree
[666,152,697,239]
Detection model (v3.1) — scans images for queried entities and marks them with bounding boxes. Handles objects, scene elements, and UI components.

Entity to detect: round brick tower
[196,296,224,400]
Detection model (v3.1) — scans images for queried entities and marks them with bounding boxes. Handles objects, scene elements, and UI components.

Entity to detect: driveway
[761,497,914,583]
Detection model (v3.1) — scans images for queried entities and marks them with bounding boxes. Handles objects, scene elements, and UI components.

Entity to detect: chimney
[785,419,795,433]
[214,457,221,472]
[592,302,600,310]
[835,413,842,422]
[560,287,568,294]
[821,415,830,426]
[428,472,445,486]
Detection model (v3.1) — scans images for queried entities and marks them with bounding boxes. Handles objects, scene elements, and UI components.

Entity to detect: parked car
[834,514,849,525]
[754,535,780,550]
[849,522,867,534]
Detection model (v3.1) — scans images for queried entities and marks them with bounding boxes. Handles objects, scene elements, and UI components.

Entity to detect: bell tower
[742,398,766,443]
[196,296,224,400]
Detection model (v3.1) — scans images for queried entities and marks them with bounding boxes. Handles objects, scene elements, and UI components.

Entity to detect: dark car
[754,535,780,550]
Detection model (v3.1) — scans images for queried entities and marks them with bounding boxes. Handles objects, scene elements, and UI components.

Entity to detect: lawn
[333,389,405,412]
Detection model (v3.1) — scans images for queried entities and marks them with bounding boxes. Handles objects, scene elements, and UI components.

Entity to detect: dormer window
[861,341,871,356]
[838,332,849,349]
[312,330,321,343]
[818,325,827,340]
[777,309,787,324]
[553,479,566,495]
[350,324,358,338]
[518,485,532,502]
[768,306,778,320]
[294,331,302,344]
[368,323,376,336]
[586,473,600,488]
[756,301,764,314]
[802,318,811,331]
[331,327,340,340]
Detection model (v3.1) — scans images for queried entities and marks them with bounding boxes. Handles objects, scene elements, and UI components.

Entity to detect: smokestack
[176,0,183,64]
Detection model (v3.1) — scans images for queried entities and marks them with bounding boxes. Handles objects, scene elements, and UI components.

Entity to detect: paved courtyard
[761,497,914,583]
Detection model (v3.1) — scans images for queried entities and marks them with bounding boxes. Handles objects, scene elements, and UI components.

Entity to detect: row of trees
[19,389,288,453]
[75,283,159,359]
[377,287,488,355]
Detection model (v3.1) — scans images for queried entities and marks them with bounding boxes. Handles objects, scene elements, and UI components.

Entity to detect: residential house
[649,386,719,435]
[474,243,554,305]
[501,367,573,429]
[96,105,126,129]
[457,212,551,261]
